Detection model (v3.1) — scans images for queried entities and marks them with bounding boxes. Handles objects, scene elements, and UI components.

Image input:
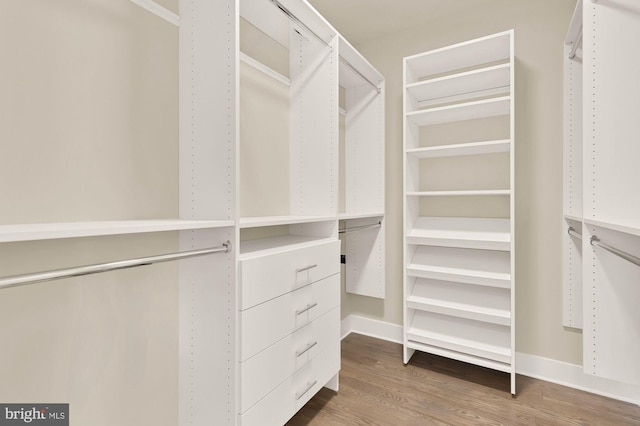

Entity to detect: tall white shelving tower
[402,30,516,394]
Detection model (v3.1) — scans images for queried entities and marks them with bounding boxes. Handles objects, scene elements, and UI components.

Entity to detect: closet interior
[563,0,640,387]
[0,0,385,425]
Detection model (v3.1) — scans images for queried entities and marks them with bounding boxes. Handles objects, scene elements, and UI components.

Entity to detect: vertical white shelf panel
[403,30,515,395]
[339,36,386,299]
[582,0,640,386]
[562,0,584,329]
[178,0,237,424]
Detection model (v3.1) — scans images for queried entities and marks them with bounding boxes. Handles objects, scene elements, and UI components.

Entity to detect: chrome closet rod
[339,222,381,234]
[269,0,329,47]
[0,241,231,291]
[568,30,583,60]
[339,57,381,94]
[590,236,640,268]
[568,227,582,240]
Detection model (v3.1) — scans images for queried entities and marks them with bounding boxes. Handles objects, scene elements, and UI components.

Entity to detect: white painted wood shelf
[583,218,640,238]
[407,190,510,197]
[406,339,511,373]
[239,215,337,229]
[406,140,510,159]
[0,220,234,243]
[338,212,384,220]
[406,217,510,251]
[406,63,510,108]
[406,96,510,126]
[406,295,510,326]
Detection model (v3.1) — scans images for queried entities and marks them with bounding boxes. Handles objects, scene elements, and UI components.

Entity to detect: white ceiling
[307,0,497,45]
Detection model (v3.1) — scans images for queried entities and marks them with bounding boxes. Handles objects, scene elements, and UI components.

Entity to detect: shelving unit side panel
[563,46,583,219]
[508,29,516,396]
[563,218,583,328]
[179,0,236,221]
[345,83,385,214]
[583,0,640,230]
[290,31,338,216]
[344,218,385,298]
[179,227,236,425]
[582,224,640,386]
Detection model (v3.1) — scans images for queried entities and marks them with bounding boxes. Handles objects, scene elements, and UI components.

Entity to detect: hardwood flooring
[287,333,640,425]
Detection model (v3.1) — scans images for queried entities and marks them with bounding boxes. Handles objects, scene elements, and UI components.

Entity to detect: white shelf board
[239,215,336,229]
[0,220,234,243]
[239,235,335,259]
[564,214,583,223]
[338,212,384,220]
[407,190,510,197]
[338,36,384,89]
[404,30,512,81]
[405,340,511,373]
[583,218,640,238]
[406,217,510,251]
[407,245,511,288]
[406,140,510,159]
[406,96,510,127]
[407,295,510,326]
[406,326,511,364]
[407,64,510,107]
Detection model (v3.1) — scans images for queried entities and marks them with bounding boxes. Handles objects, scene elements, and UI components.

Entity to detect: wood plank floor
[287,333,640,425]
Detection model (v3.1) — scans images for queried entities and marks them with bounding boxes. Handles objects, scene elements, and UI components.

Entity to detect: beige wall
[344,0,583,365]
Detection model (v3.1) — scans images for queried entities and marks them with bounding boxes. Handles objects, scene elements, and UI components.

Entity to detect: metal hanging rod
[568,30,583,60]
[568,227,583,240]
[339,57,381,94]
[269,0,330,47]
[129,0,180,27]
[0,241,231,291]
[339,222,382,234]
[590,236,640,268]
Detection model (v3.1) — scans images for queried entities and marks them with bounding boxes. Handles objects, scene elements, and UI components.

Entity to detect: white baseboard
[341,315,640,406]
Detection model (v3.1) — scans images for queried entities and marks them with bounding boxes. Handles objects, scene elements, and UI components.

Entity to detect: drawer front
[240,274,339,362]
[240,307,340,413]
[239,240,340,310]
[239,342,340,426]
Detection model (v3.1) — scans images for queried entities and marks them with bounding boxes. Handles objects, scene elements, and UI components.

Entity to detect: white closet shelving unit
[562,0,583,330]
[338,36,386,299]
[1,0,237,425]
[563,0,640,387]
[403,30,516,394]
[237,0,385,424]
[2,0,385,425]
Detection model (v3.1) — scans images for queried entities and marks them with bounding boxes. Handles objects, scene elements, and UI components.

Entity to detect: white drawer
[239,239,340,310]
[240,307,340,414]
[240,274,339,362]
[239,342,340,426]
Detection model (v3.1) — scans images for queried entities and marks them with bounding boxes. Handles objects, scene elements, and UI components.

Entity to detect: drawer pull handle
[295,380,318,400]
[296,341,318,357]
[296,264,318,273]
[296,302,318,316]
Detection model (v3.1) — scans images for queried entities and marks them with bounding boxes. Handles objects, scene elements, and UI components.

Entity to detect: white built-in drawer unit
[239,341,340,426]
[240,307,340,413]
[238,236,340,425]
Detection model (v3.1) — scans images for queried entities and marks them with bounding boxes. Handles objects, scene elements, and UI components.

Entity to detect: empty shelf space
[406,64,510,108]
[404,31,512,83]
[407,190,511,197]
[407,245,511,288]
[406,311,511,364]
[406,217,510,250]
[406,140,511,159]
[239,235,335,259]
[406,96,510,126]
[239,215,337,229]
[0,219,235,243]
[405,340,511,373]
[407,278,510,326]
